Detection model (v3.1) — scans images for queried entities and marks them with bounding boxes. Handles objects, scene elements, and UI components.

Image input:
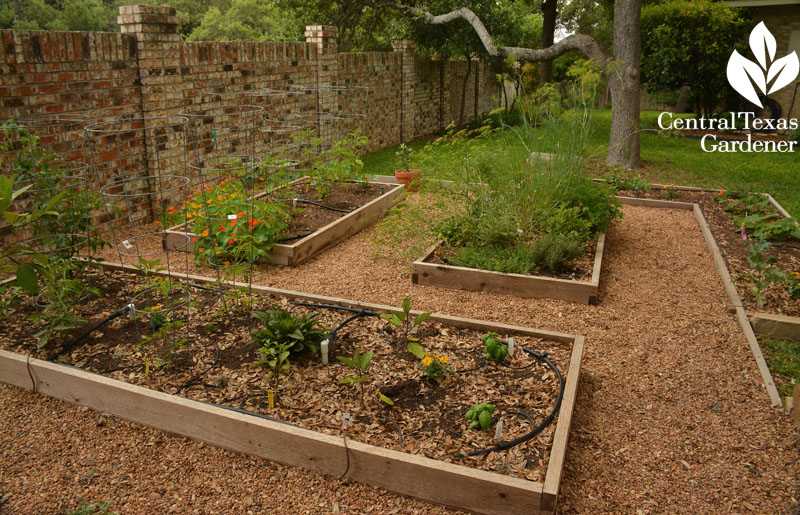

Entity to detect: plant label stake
[494,419,503,440]
[268,389,274,409]
[227,214,237,220]
[145,358,149,375]
[342,412,351,426]
[122,240,132,249]
[321,339,329,364]
[507,337,515,357]
[127,303,136,321]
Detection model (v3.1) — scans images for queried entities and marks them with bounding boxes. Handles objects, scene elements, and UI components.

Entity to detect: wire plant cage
[84,116,195,351]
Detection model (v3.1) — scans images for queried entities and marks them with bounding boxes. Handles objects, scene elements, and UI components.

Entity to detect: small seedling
[253,339,293,391]
[465,403,496,430]
[483,332,508,363]
[381,297,431,358]
[337,347,373,405]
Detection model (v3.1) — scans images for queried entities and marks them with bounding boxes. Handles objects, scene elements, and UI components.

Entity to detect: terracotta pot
[394,169,422,190]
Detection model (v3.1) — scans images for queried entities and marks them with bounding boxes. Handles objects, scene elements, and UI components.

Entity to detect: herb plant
[395,143,413,173]
[252,308,327,354]
[465,403,496,430]
[381,297,431,358]
[483,332,508,363]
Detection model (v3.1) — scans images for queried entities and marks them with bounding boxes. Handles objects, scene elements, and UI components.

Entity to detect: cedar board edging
[616,195,782,407]
[0,281,584,515]
[411,233,606,305]
[163,181,405,266]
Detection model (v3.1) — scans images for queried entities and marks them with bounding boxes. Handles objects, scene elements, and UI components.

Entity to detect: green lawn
[363,110,799,216]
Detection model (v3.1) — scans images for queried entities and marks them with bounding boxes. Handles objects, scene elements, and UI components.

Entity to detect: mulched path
[617,188,800,316]
[2,202,799,513]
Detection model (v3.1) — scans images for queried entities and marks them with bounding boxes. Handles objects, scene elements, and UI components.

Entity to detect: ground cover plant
[364,110,800,217]
[0,269,573,483]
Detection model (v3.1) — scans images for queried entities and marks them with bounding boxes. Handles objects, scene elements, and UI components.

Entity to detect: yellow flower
[439,356,448,364]
[422,356,433,366]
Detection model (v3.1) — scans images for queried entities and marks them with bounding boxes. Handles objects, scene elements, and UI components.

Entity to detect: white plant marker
[342,412,351,425]
[227,214,237,220]
[122,240,133,249]
[494,419,503,440]
[507,337,515,357]
[127,303,136,321]
[320,339,329,364]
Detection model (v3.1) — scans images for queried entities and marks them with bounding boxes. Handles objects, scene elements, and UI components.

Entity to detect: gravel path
[2,204,799,513]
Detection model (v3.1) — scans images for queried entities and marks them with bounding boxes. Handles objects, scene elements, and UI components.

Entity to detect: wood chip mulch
[2,202,800,513]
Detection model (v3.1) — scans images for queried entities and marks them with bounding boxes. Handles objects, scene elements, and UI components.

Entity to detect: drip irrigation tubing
[771,242,800,251]
[46,305,131,361]
[278,231,314,243]
[293,198,353,213]
[454,344,564,459]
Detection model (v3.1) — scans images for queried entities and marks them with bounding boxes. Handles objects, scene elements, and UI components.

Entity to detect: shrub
[529,233,585,273]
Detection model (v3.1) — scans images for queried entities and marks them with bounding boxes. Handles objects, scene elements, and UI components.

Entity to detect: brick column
[305,25,338,147]
[392,40,416,143]
[118,5,182,116]
[118,5,184,215]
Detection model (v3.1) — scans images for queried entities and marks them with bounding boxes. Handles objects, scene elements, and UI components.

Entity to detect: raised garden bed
[411,234,606,305]
[163,180,404,266]
[0,261,584,515]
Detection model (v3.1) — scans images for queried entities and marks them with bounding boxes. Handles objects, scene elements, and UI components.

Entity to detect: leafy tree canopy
[641,0,749,116]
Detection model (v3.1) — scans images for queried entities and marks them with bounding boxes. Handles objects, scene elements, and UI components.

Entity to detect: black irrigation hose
[46,305,131,362]
[771,242,800,251]
[453,345,565,459]
[293,198,353,213]
[290,301,381,318]
[278,231,314,243]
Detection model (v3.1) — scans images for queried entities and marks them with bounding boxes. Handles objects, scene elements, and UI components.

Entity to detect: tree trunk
[675,85,691,113]
[605,0,641,169]
[540,0,558,85]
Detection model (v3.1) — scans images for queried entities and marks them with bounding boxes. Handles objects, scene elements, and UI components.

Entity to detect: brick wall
[0,5,499,230]
[754,7,800,120]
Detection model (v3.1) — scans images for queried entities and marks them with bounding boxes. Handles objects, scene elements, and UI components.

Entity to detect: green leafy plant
[789,271,800,300]
[420,352,453,382]
[465,403,496,430]
[602,168,651,192]
[66,498,117,515]
[310,129,368,198]
[381,297,431,358]
[737,240,787,309]
[661,184,679,199]
[252,308,327,354]
[483,332,508,363]
[253,339,293,390]
[337,347,373,405]
[394,142,414,173]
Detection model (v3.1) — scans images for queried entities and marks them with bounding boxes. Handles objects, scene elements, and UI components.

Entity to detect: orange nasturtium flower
[228,238,235,245]
[200,228,210,237]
